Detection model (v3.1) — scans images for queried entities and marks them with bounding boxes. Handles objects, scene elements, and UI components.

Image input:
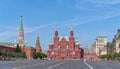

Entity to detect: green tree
[33,52,47,59]
[100,54,111,59]
[112,53,120,58]
[16,44,22,53]
[15,44,26,58]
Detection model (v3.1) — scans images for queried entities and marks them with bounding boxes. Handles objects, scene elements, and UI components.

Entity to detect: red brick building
[47,26,84,60]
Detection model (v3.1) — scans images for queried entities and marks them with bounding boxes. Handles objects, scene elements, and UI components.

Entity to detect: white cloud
[54,0,120,27]
[0,23,55,41]
[24,23,55,34]
[73,10,120,26]
[0,31,17,41]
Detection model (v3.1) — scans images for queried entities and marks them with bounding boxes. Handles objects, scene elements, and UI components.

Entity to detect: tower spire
[18,16,24,46]
[20,16,23,30]
[70,24,74,36]
[55,24,58,37]
[35,36,42,52]
[36,36,40,46]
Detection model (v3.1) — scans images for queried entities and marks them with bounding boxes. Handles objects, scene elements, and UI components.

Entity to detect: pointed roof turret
[55,24,58,37]
[35,36,42,52]
[70,24,74,36]
[36,36,40,45]
[19,16,23,30]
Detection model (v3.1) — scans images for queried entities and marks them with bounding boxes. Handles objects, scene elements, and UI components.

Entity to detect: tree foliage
[33,52,47,59]
[100,53,120,60]
[100,54,111,59]
[16,44,22,53]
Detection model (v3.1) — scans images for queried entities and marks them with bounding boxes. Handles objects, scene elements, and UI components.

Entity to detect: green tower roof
[36,36,40,46]
[114,29,120,39]
[19,16,23,30]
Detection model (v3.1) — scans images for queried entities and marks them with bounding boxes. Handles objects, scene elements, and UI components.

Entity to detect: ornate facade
[47,26,83,60]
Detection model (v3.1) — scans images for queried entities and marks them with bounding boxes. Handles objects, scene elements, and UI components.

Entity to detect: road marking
[12,67,16,69]
[83,61,93,69]
[46,61,68,69]
[48,66,53,69]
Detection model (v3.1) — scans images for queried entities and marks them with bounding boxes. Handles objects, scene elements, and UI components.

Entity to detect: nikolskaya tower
[18,16,25,46]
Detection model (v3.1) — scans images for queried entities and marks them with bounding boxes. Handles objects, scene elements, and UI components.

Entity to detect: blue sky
[0,0,120,51]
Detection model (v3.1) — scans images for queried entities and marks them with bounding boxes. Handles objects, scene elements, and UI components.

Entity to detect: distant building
[84,44,99,61]
[93,36,107,56]
[106,42,113,54]
[111,29,120,53]
[47,25,84,60]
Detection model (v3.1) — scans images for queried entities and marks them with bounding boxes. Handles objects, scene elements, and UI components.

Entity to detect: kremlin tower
[35,36,42,52]
[18,16,25,46]
[17,16,43,59]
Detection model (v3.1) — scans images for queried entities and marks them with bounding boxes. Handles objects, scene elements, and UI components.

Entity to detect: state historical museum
[47,26,84,60]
